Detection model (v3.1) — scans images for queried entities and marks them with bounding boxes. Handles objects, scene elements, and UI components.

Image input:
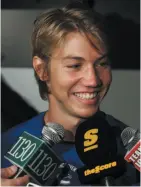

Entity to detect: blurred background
[1,0,140,132]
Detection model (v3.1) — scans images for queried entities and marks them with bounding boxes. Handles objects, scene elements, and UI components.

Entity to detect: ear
[33,56,48,81]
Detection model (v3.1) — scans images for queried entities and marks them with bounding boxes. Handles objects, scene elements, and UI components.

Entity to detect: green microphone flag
[5,131,65,185]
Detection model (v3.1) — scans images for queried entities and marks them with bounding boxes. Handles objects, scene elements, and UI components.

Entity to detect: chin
[76,107,99,119]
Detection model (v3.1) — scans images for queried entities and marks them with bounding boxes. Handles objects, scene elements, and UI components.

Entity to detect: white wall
[2,68,140,129]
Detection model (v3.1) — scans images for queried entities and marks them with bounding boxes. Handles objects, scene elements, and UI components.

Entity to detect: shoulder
[1,112,45,168]
[100,112,129,138]
[2,112,45,138]
[103,112,128,154]
[98,112,127,154]
[102,112,140,185]
[105,113,128,130]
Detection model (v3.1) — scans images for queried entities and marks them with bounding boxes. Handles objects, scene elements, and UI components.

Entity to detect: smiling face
[45,32,112,119]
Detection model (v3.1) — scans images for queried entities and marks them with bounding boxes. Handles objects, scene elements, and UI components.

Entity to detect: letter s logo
[84,129,98,152]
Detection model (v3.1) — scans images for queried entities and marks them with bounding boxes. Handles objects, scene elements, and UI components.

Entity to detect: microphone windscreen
[75,113,117,167]
[121,127,140,150]
[77,156,126,184]
[42,123,65,145]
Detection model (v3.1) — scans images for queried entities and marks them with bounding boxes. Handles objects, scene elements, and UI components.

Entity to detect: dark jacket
[1,111,140,186]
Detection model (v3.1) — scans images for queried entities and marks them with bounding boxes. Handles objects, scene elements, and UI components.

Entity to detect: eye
[67,64,81,69]
[96,60,110,67]
[100,61,109,66]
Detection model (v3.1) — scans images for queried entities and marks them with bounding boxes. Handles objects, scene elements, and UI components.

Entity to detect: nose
[82,65,102,87]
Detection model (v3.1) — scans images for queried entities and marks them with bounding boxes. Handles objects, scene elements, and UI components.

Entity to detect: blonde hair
[31,2,108,100]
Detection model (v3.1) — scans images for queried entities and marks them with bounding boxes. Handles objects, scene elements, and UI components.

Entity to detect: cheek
[100,69,112,85]
[50,68,78,93]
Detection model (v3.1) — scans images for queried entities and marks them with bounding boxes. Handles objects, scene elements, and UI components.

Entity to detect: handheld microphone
[5,123,69,186]
[121,127,141,172]
[76,156,125,185]
[75,113,126,185]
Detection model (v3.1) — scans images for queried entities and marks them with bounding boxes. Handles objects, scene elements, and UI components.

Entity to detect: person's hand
[1,165,29,186]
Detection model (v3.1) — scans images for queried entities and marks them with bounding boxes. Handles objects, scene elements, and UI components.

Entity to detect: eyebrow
[96,53,109,61]
[62,53,108,62]
[62,55,85,61]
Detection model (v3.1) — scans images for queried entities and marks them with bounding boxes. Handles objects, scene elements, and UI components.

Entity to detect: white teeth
[86,93,89,99]
[74,92,98,99]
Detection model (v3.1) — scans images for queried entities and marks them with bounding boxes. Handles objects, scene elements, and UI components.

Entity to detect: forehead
[52,32,107,60]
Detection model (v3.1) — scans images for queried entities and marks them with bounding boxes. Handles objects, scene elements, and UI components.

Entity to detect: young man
[1,2,139,186]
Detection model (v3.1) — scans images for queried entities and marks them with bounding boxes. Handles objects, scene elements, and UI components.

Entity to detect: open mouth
[73,92,98,100]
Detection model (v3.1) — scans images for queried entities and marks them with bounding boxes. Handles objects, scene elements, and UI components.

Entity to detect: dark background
[2,0,140,69]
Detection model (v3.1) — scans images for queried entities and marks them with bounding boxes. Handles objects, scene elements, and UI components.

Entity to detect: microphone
[75,113,126,185]
[76,156,125,185]
[4,123,70,186]
[100,176,115,186]
[121,127,141,172]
